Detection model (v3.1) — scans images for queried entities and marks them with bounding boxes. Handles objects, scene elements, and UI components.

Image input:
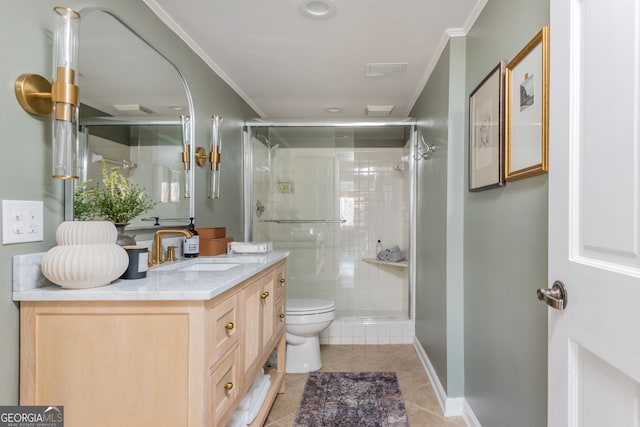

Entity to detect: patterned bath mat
[293,371,410,427]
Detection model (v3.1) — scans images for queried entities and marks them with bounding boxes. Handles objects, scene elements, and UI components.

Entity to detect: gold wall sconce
[194,146,208,167]
[15,6,81,179]
[192,115,223,199]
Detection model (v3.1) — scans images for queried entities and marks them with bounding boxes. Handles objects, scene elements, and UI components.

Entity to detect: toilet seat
[286,298,335,315]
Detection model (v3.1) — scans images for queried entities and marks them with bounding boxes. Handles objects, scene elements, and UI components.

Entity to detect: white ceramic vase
[41,221,129,289]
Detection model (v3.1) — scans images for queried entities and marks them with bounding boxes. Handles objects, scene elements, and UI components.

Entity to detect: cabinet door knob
[279,278,285,284]
[225,322,235,330]
[224,382,234,391]
[279,313,285,321]
[261,291,270,299]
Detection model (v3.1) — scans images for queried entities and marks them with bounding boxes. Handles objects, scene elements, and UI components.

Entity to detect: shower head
[255,133,270,145]
[255,132,279,155]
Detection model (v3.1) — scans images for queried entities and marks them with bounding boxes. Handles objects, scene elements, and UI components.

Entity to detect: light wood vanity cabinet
[241,261,287,384]
[272,263,287,350]
[19,259,287,427]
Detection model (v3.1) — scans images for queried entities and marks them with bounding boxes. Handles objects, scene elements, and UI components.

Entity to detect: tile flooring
[265,345,466,426]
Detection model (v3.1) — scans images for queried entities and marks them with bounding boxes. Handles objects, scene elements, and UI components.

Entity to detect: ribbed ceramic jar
[41,221,129,289]
[55,220,120,245]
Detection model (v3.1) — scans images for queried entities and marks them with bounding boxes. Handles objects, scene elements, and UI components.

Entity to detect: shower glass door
[246,121,414,320]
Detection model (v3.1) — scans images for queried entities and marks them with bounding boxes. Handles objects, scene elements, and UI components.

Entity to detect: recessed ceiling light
[325,106,343,113]
[168,105,185,111]
[299,0,337,18]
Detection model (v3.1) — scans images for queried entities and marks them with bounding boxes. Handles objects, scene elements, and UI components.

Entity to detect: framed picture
[469,61,506,191]
[505,25,550,181]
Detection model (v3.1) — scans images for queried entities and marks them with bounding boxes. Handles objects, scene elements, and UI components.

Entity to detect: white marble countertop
[13,251,289,302]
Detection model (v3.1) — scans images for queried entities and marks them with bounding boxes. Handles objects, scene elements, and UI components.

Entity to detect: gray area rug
[293,371,410,427]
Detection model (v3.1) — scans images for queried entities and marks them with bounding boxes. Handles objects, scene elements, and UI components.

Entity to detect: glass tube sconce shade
[180,115,192,199]
[14,6,81,179]
[209,115,223,199]
[52,6,80,179]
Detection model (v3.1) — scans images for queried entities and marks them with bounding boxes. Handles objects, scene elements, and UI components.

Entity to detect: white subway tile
[389,336,405,345]
[352,324,364,337]
[365,323,378,337]
[365,336,378,345]
[340,336,354,345]
[378,335,391,345]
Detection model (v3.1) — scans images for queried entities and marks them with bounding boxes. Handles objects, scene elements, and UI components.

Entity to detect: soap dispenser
[183,218,200,258]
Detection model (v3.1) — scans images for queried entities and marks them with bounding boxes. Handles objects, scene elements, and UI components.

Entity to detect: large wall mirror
[64,7,195,229]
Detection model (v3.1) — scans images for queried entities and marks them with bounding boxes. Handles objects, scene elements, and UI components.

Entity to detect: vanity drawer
[208,293,239,366]
[209,346,241,426]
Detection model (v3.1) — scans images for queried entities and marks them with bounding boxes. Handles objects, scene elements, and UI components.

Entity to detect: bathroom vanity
[13,252,288,427]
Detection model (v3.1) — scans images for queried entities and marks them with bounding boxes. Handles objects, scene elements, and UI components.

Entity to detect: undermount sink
[178,263,241,272]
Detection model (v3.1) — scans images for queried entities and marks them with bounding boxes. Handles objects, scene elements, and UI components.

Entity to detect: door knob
[537,280,568,310]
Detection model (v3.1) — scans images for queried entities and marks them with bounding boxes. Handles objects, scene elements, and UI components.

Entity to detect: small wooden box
[200,237,234,256]
[196,227,227,239]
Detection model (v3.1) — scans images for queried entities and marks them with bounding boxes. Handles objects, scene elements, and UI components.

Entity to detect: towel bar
[258,219,346,224]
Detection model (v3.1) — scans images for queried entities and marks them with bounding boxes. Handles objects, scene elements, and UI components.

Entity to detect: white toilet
[285,298,336,373]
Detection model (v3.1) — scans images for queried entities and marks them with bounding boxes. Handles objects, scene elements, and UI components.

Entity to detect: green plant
[73,161,156,223]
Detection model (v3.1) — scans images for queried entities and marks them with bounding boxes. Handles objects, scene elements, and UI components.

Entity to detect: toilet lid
[286,298,335,314]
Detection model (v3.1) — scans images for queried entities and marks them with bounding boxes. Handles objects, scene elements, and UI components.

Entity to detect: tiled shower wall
[253,143,413,343]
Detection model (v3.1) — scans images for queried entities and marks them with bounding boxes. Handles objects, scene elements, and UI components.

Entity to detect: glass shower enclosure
[245,119,416,343]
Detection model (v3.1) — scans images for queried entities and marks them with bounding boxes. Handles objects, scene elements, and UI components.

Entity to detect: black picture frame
[468,61,506,192]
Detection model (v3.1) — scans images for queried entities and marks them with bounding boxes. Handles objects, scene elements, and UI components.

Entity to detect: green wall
[464,1,549,425]
[411,36,466,398]
[445,36,466,399]
[413,41,451,391]
[0,0,255,404]
[411,0,549,424]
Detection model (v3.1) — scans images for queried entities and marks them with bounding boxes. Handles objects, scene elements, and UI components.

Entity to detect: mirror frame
[64,7,196,227]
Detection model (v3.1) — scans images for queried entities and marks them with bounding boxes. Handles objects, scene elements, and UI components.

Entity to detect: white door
[547,0,640,426]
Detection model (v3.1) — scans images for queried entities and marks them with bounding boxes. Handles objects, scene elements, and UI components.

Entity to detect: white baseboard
[462,399,482,427]
[413,337,481,425]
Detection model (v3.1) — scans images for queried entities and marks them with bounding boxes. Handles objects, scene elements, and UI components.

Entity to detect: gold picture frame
[505,25,550,181]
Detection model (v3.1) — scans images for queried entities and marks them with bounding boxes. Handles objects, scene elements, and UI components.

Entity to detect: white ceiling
[143,0,486,120]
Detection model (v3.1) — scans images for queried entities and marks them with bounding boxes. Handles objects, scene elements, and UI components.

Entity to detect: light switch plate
[2,200,44,244]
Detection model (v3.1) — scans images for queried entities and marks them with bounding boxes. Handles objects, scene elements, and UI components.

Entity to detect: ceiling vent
[113,104,154,115]
[365,63,408,77]
[365,105,395,116]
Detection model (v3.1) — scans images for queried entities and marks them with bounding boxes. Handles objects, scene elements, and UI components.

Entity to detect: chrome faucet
[149,229,193,266]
